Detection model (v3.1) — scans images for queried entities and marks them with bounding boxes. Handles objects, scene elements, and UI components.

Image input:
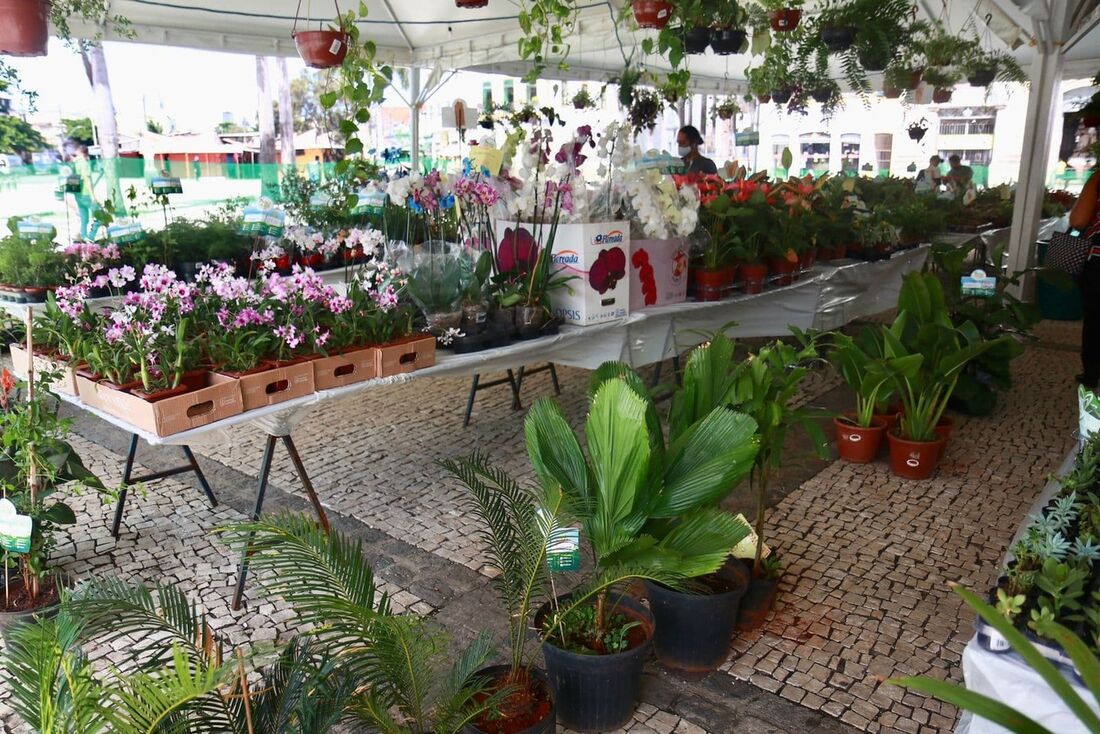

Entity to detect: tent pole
[1005,46,1064,296]
[410,67,421,173]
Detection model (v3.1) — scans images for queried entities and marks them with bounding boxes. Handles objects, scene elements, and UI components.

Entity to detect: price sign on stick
[0,499,31,554]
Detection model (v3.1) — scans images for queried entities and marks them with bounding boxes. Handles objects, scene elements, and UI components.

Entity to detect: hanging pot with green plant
[962,49,1026,88]
[683,24,711,53]
[715,97,740,120]
[0,0,48,56]
[632,0,674,29]
[456,0,489,7]
[292,2,351,69]
[629,89,663,135]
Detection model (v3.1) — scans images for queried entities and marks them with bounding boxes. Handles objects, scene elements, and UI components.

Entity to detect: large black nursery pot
[0,574,67,646]
[463,665,556,734]
[536,594,654,732]
[858,46,893,72]
[735,563,779,632]
[643,561,749,677]
[710,28,746,55]
[820,25,857,53]
[810,87,833,104]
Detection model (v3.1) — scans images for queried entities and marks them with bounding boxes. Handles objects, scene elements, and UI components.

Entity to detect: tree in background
[0,116,46,162]
[255,56,279,200]
[145,119,164,134]
[277,57,295,172]
[62,117,95,145]
[291,70,347,144]
[78,42,125,215]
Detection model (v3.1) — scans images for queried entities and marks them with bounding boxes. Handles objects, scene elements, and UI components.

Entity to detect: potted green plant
[710,0,748,55]
[292,3,351,69]
[814,0,859,53]
[715,96,740,121]
[571,85,596,110]
[883,60,924,97]
[0,368,103,641]
[758,0,804,32]
[726,336,828,627]
[0,0,129,57]
[962,48,1026,87]
[632,0,674,29]
[695,195,739,300]
[827,328,921,463]
[921,66,962,103]
[628,89,663,134]
[522,366,759,728]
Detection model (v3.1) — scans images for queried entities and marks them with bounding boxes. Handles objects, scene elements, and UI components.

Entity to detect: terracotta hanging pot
[0,0,49,57]
[293,30,350,69]
[633,0,674,29]
[768,8,801,32]
[456,0,489,6]
[883,83,902,99]
[932,87,954,104]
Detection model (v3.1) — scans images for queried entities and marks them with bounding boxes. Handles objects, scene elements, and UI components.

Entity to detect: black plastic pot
[820,25,857,53]
[0,576,65,646]
[536,594,654,732]
[770,88,793,104]
[967,67,997,87]
[908,128,927,141]
[810,87,833,103]
[683,25,711,54]
[858,46,893,72]
[643,563,748,677]
[735,571,778,631]
[710,27,746,55]
[463,665,556,734]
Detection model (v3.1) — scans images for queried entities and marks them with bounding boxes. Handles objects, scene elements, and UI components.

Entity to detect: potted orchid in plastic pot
[496,125,630,329]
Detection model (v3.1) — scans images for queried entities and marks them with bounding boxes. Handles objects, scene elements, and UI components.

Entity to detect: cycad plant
[523,352,759,643]
[4,516,502,734]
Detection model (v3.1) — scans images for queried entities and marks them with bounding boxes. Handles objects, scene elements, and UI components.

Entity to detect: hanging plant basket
[294,30,350,68]
[820,25,857,53]
[633,0,674,29]
[770,88,794,104]
[710,27,746,55]
[0,0,49,57]
[757,93,772,104]
[683,25,711,54]
[967,67,997,87]
[768,8,802,32]
[858,47,894,72]
[810,87,833,104]
[883,83,902,99]
[455,0,489,6]
[932,87,954,104]
[907,127,926,141]
[292,1,352,69]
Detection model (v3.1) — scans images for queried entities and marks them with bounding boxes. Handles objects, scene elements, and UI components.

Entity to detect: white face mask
[678,145,693,157]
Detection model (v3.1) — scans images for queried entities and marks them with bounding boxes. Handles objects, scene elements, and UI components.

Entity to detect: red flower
[497,227,539,274]
[631,249,657,306]
[0,368,15,410]
[590,247,626,294]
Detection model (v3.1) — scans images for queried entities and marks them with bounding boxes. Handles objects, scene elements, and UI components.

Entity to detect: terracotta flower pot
[293,30,350,69]
[693,267,727,302]
[834,243,849,259]
[798,249,817,272]
[768,8,801,32]
[834,415,887,464]
[632,0,674,29]
[934,414,955,442]
[887,430,945,480]
[883,83,902,99]
[0,0,49,57]
[741,263,767,294]
[907,69,924,89]
[767,256,797,286]
[757,94,772,104]
[932,87,953,104]
[455,0,489,6]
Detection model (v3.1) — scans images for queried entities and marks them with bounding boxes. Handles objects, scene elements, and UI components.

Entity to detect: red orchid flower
[497,227,539,274]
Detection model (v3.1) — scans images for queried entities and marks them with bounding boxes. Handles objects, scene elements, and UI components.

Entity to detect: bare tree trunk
[79,42,124,214]
[276,57,295,174]
[256,56,279,200]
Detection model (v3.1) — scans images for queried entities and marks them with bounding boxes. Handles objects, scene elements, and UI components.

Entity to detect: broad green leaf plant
[826,328,921,428]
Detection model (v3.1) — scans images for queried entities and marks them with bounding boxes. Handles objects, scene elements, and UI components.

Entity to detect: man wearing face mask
[677,125,718,175]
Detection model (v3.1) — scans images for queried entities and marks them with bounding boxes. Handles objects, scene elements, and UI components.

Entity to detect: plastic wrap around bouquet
[396,240,477,337]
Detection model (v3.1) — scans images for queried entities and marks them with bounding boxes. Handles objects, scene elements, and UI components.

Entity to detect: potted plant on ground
[827,329,921,463]
[0,367,103,641]
[727,336,828,628]
[521,367,759,727]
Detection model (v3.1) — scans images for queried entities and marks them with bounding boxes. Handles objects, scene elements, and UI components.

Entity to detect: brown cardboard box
[74,372,244,437]
[313,347,379,390]
[9,344,79,396]
[229,361,315,411]
[376,335,436,377]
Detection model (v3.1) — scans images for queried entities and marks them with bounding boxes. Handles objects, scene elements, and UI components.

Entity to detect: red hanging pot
[633,0,674,29]
[932,87,954,104]
[292,1,350,69]
[456,0,489,6]
[0,0,49,57]
[768,8,802,32]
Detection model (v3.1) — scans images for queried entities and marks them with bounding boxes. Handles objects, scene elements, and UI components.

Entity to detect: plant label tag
[0,499,31,554]
[546,527,580,572]
[961,269,996,298]
[984,627,1011,652]
[329,38,343,55]
[729,513,771,560]
[469,145,504,176]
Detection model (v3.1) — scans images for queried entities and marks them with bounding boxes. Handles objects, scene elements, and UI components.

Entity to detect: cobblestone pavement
[0,320,1082,733]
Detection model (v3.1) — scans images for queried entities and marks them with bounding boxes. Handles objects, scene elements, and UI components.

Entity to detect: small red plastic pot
[0,0,49,57]
[693,267,727,301]
[741,262,767,294]
[932,87,954,104]
[768,8,802,32]
[887,431,945,480]
[294,30,350,69]
[633,0,674,29]
[834,415,887,464]
[767,256,797,286]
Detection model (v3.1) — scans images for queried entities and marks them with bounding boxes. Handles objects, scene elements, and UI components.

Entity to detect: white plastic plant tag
[729,513,771,560]
[329,38,343,55]
[537,508,580,572]
[0,499,32,554]
[1080,386,1100,441]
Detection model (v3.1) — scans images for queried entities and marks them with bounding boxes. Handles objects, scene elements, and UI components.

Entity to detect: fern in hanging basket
[715,97,740,121]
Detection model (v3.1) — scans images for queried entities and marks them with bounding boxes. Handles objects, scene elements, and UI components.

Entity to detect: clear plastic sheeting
[813,248,930,330]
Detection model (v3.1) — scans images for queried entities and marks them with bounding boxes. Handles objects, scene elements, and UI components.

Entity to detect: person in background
[72,145,100,241]
[677,125,718,175]
[945,154,973,191]
[1070,168,1100,388]
[915,155,943,192]
[308,155,322,183]
[191,155,201,179]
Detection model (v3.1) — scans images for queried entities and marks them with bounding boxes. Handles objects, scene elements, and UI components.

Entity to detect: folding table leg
[111,434,140,538]
[506,369,522,410]
[182,445,218,508]
[232,434,277,611]
[281,435,330,533]
[464,374,481,427]
[548,363,561,395]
